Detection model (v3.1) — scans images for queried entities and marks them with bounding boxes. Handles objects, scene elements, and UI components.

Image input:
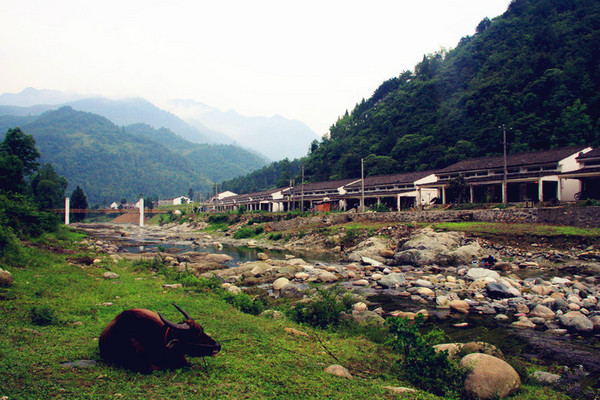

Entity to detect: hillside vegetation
[223,0,600,192]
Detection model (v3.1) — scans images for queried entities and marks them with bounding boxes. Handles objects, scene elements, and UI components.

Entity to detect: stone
[589,315,600,331]
[529,304,555,319]
[460,353,521,400]
[353,302,368,312]
[466,268,500,281]
[417,287,435,298]
[284,327,310,337]
[512,317,536,329]
[559,311,594,333]
[273,277,290,291]
[317,270,338,283]
[378,272,405,288]
[294,272,309,281]
[226,285,242,295]
[256,252,269,261]
[370,273,383,281]
[434,342,502,359]
[325,364,352,379]
[531,285,553,296]
[0,268,14,287]
[102,271,120,279]
[163,283,183,290]
[413,279,434,288]
[531,371,561,384]
[260,310,285,319]
[486,282,520,299]
[212,242,223,250]
[382,386,418,394]
[352,279,369,286]
[449,300,470,314]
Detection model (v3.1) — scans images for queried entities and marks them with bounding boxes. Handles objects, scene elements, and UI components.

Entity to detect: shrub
[288,285,354,328]
[370,203,390,213]
[267,232,283,241]
[29,305,59,326]
[387,314,466,398]
[233,226,255,239]
[223,292,265,315]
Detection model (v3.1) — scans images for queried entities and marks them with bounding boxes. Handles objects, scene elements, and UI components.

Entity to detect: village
[209,145,600,214]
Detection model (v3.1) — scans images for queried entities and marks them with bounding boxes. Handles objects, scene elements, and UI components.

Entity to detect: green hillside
[125,123,267,182]
[223,0,599,192]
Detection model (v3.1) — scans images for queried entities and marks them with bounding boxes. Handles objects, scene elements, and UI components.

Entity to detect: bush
[267,232,283,241]
[288,285,354,328]
[370,203,390,212]
[29,305,59,326]
[223,292,265,315]
[387,314,466,398]
[233,226,255,239]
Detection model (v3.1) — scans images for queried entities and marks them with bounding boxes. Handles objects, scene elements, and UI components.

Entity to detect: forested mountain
[297,0,599,182]
[0,107,266,205]
[125,124,267,182]
[221,158,304,194]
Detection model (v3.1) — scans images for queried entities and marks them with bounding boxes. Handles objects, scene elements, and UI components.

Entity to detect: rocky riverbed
[72,221,600,394]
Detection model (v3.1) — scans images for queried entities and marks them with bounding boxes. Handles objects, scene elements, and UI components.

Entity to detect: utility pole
[361,158,365,212]
[214,182,218,211]
[501,124,508,205]
[301,166,305,212]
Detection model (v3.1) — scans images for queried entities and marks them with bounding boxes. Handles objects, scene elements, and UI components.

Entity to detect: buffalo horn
[172,303,193,321]
[158,312,189,330]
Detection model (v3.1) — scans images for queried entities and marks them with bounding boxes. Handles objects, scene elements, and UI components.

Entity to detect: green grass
[432,221,600,238]
[0,229,575,399]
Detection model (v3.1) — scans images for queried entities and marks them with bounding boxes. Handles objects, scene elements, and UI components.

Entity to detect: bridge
[59,198,169,227]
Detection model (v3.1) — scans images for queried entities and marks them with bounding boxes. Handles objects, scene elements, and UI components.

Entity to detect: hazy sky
[0,0,512,135]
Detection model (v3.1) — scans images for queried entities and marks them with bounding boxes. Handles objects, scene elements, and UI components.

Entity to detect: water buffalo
[99,304,220,373]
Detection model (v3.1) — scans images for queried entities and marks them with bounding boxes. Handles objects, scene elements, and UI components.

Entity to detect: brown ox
[99,304,220,373]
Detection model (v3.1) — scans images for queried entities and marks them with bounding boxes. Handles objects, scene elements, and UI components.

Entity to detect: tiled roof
[345,170,436,188]
[282,178,360,193]
[438,145,589,174]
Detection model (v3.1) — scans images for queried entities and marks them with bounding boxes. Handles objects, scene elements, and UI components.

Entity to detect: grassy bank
[0,228,572,399]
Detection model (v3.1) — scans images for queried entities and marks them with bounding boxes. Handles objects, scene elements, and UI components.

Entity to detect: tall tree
[0,128,40,177]
[31,164,68,209]
[70,185,88,222]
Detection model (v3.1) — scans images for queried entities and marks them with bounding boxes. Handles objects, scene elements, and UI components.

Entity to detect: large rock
[0,268,15,286]
[467,268,500,281]
[347,236,391,264]
[378,272,406,288]
[529,304,555,319]
[449,300,470,314]
[460,353,521,399]
[434,342,502,359]
[325,364,353,379]
[559,311,594,333]
[447,242,485,265]
[486,282,520,299]
[273,277,290,291]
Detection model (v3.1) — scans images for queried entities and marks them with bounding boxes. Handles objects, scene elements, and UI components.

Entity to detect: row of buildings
[211,145,600,212]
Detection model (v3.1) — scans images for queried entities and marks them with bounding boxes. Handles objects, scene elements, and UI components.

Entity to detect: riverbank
[71,217,600,396]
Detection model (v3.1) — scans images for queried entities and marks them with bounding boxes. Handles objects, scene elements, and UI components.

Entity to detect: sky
[0,0,512,135]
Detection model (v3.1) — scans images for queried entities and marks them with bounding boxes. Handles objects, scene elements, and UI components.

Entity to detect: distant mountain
[167,99,320,161]
[0,107,267,204]
[0,87,86,106]
[0,89,233,145]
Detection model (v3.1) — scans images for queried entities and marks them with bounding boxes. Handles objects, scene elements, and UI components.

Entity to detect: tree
[188,188,194,202]
[31,164,68,209]
[0,128,40,177]
[0,154,25,194]
[71,186,88,222]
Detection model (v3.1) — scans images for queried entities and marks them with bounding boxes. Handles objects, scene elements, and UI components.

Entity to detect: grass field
[0,227,573,399]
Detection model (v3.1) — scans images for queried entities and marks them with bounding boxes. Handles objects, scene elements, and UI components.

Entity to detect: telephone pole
[361,158,365,212]
[501,124,508,205]
[301,165,305,212]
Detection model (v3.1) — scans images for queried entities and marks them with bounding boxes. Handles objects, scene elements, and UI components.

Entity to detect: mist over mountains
[0,88,320,161]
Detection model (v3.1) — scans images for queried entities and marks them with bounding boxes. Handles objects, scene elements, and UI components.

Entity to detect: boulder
[512,317,536,329]
[256,252,269,261]
[467,268,500,281]
[325,364,353,379]
[447,242,485,265]
[434,342,502,359]
[486,282,521,299]
[273,277,290,291]
[226,285,242,294]
[378,273,405,288]
[260,310,285,319]
[280,284,303,299]
[102,271,120,280]
[531,371,560,384]
[352,279,369,286]
[0,268,15,287]
[449,300,470,314]
[460,353,521,399]
[559,311,594,333]
[529,304,555,319]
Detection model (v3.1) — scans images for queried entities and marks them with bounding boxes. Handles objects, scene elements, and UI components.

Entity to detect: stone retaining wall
[266,206,600,231]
